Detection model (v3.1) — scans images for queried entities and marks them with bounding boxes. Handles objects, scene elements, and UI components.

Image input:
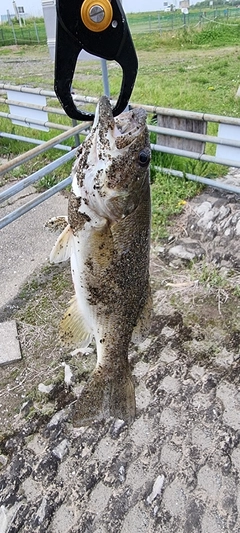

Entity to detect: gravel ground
[0,184,240,533]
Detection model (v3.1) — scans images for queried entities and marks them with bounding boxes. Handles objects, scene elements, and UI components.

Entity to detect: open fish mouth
[93,95,147,148]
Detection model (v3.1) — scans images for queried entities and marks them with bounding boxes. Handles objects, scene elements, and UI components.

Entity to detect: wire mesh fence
[128,8,240,33]
[0,8,240,46]
[0,21,46,45]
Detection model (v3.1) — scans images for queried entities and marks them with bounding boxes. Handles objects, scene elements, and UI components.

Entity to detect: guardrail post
[34,21,40,43]
[149,15,151,33]
[71,120,80,147]
[11,24,17,44]
[183,13,187,29]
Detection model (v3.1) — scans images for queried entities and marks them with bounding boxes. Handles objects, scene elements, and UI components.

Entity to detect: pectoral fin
[50,224,73,263]
[131,284,152,344]
[60,295,92,348]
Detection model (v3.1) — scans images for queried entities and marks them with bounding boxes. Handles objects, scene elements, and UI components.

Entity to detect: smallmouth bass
[50,96,151,425]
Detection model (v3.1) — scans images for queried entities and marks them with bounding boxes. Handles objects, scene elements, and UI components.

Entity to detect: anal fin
[60,295,92,348]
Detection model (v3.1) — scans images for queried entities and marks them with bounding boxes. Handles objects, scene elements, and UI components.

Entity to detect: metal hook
[54,0,138,121]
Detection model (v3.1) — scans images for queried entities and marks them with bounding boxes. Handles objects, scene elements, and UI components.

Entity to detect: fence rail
[1,84,240,230]
[0,8,240,45]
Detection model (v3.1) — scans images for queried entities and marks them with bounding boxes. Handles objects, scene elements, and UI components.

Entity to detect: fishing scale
[54,0,138,121]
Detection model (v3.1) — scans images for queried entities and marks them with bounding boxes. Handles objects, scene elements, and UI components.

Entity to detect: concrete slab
[0,183,68,309]
[0,320,21,365]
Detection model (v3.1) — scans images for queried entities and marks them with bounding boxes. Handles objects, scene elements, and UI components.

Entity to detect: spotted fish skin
[50,96,151,425]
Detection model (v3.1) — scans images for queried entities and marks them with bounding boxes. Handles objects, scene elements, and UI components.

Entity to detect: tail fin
[72,367,136,426]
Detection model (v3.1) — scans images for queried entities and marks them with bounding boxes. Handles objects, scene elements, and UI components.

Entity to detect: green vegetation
[0,17,46,46]
[133,22,240,51]
[1,8,240,46]
[151,171,203,239]
[1,18,240,237]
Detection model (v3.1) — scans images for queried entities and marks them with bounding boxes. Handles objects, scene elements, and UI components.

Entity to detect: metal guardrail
[0,132,72,151]
[0,176,72,230]
[1,85,240,230]
[0,148,77,204]
[0,122,91,176]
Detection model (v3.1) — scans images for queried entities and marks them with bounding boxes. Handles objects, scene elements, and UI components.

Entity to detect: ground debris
[1,188,240,531]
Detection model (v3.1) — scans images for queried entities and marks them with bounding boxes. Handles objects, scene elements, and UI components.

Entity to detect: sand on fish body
[50,96,152,425]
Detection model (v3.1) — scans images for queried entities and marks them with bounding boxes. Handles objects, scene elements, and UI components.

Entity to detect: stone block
[0,320,21,365]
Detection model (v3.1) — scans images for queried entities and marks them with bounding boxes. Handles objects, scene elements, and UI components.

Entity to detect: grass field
[0,7,240,45]
[0,20,240,237]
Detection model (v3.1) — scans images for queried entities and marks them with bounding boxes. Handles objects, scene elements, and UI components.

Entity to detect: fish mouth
[93,96,147,145]
[93,95,116,134]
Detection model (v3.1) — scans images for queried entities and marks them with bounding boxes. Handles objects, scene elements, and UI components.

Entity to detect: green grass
[0,20,46,46]
[151,171,203,239]
[1,8,240,46]
[1,20,239,238]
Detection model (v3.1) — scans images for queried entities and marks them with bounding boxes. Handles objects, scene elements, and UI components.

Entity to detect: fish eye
[138,150,150,167]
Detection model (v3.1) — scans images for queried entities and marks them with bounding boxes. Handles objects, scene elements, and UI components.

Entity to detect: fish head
[72,96,151,223]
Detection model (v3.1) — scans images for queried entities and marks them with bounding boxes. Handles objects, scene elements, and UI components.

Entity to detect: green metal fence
[0,21,46,45]
[128,8,240,34]
[0,9,240,46]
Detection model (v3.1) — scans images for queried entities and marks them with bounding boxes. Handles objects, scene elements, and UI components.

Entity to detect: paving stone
[0,320,21,365]
[160,407,179,429]
[216,383,240,431]
[197,465,222,500]
[231,448,240,471]
[89,482,112,515]
[201,513,223,533]
[121,505,149,533]
[159,375,181,394]
[162,479,187,517]
[160,443,181,468]
[50,504,75,533]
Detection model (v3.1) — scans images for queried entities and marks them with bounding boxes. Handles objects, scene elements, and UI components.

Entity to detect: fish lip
[93,96,147,143]
[93,95,115,134]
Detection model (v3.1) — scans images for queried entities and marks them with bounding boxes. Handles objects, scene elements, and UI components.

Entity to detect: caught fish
[50,96,152,425]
